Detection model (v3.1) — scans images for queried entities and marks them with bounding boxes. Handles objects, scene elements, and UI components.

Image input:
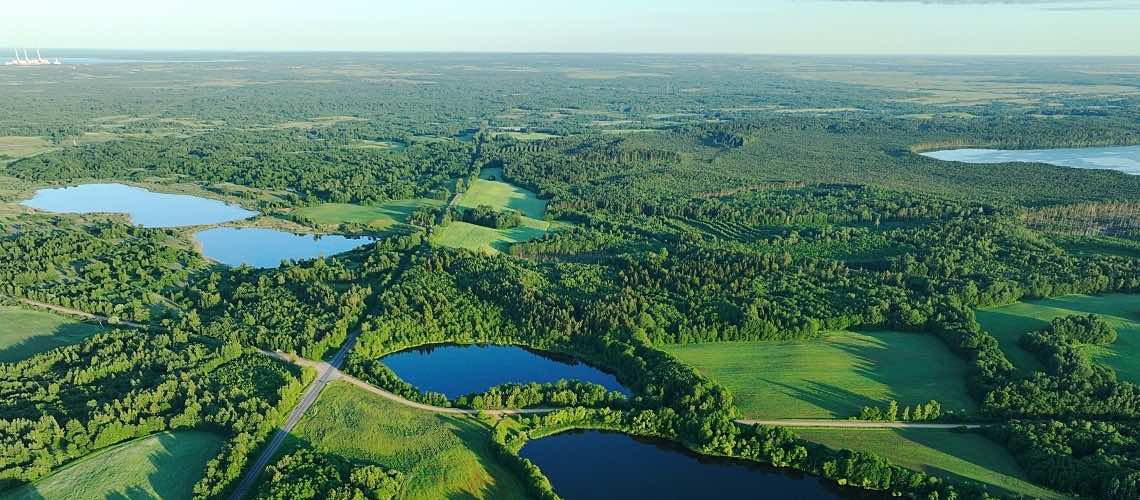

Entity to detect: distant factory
[4,49,61,66]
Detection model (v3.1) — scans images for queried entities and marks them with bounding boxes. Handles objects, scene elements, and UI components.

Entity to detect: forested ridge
[3,54,1140,499]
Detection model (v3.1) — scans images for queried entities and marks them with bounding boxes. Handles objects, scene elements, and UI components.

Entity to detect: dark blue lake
[21,183,257,227]
[380,344,630,398]
[194,227,374,268]
[922,145,1140,175]
[519,430,849,500]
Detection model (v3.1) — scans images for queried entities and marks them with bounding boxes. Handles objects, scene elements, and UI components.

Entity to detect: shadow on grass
[0,321,106,363]
[444,416,523,500]
[763,378,879,418]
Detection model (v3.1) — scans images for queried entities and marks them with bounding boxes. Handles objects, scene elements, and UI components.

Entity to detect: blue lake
[380,344,630,398]
[519,430,852,500]
[922,145,1140,175]
[194,227,374,268]
[21,183,258,227]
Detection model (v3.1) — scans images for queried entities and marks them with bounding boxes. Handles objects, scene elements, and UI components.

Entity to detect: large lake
[21,183,257,227]
[379,344,630,398]
[194,227,374,268]
[922,145,1140,175]
[519,430,850,499]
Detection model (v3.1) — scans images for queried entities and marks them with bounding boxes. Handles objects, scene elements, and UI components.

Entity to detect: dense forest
[2,54,1140,499]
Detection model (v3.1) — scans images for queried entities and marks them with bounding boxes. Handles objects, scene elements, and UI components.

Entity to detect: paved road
[737,419,984,429]
[226,333,359,500]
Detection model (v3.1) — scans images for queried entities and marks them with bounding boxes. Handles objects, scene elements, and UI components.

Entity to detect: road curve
[736,419,984,429]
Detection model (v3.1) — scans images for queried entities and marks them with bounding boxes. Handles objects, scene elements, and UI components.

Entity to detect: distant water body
[194,227,374,268]
[21,183,257,227]
[922,145,1140,175]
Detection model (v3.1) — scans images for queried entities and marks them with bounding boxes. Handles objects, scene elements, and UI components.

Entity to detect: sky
[3,0,1139,55]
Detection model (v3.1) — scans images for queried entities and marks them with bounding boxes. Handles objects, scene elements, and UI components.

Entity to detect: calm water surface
[922,145,1140,175]
[519,430,850,500]
[21,183,257,227]
[380,344,629,398]
[194,227,373,268]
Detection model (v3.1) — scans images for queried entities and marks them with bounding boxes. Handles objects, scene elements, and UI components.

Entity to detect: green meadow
[278,382,528,499]
[431,168,564,253]
[294,199,443,231]
[794,428,1062,499]
[976,294,1140,381]
[0,306,107,362]
[1,431,223,500]
[664,330,975,419]
[457,168,547,219]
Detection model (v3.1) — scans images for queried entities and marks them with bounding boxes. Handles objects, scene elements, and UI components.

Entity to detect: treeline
[858,400,942,422]
[256,450,401,500]
[6,129,474,206]
[988,420,1140,499]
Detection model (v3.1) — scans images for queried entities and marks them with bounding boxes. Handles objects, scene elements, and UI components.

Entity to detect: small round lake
[21,183,258,227]
[194,227,374,268]
[922,145,1140,175]
[379,344,630,398]
[519,430,851,499]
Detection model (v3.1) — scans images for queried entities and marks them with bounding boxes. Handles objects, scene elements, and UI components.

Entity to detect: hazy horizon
[4,0,1140,56]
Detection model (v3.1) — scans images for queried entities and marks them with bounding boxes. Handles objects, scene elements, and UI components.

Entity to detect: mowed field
[977,294,1140,381]
[1,431,223,500]
[278,382,529,499]
[794,428,1062,499]
[294,199,443,231]
[663,330,975,419]
[0,306,107,362]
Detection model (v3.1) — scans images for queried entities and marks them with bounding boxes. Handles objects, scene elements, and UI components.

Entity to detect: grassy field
[0,306,107,363]
[794,428,1061,499]
[0,136,54,164]
[458,168,547,219]
[279,382,528,499]
[663,330,975,419]
[294,199,443,230]
[1,431,223,500]
[430,219,557,255]
[977,294,1140,381]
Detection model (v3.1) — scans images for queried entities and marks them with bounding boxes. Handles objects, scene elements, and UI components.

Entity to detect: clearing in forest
[294,199,444,231]
[0,306,107,362]
[977,293,1140,381]
[1,431,223,500]
[432,168,563,253]
[663,330,975,419]
[795,428,1062,499]
[273,382,530,500]
[456,168,547,219]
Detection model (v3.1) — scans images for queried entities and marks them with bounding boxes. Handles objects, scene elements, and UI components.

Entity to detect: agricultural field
[794,428,1062,499]
[276,382,529,499]
[977,294,1140,381]
[0,306,107,363]
[458,168,547,219]
[663,330,975,419]
[295,199,443,231]
[1,431,223,500]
